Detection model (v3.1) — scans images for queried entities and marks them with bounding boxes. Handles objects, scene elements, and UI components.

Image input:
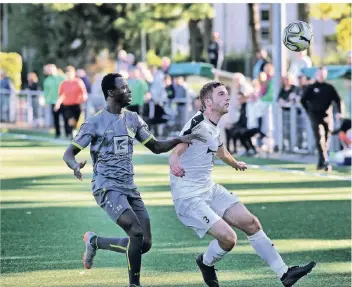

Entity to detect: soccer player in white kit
[169,81,316,287]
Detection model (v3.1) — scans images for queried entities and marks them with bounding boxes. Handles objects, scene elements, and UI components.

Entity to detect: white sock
[248,230,288,278]
[203,240,228,266]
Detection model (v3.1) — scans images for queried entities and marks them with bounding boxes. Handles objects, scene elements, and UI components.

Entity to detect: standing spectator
[127,68,149,115]
[43,64,65,137]
[0,69,15,122]
[116,49,129,72]
[301,67,343,171]
[89,73,106,114]
[261,63,275,102]
[252,49,270,79]
[173,76,188,131]
[24,72,40,126]
[288,51,312,85]
[150,57,171,105]
[55,66,87,139]
[76,69,91,94]
[277,74,297,151]
[208,32,223,69]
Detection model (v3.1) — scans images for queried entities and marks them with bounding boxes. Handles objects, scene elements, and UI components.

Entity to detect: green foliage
[0,52,22,90]
[310,4,352,52]
[311,51,347,66]
[146,50,162,67]
[172,51,190,63]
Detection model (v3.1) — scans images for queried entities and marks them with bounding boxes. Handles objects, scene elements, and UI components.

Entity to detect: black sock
[127,235,143,286]
[90,236,129,253]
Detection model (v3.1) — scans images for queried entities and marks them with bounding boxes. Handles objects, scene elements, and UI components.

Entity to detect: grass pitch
[1,136,351,287]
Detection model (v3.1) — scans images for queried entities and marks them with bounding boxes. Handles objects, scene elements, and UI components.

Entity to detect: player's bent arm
[168,143,188,166]
[63,144,81,170]
[216,144,239,168]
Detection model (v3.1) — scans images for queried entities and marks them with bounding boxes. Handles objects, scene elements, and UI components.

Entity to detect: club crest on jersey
[113,136,129,157]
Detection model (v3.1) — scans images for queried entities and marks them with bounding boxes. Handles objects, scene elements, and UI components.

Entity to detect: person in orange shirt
[55,66,88,139]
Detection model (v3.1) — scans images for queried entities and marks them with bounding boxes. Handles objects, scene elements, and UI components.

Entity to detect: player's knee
[221,232,237,250]
[246,216,262,235]
[142,237,152,254]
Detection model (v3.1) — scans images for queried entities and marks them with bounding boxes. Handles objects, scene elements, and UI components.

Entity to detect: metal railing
[0,89,342,153]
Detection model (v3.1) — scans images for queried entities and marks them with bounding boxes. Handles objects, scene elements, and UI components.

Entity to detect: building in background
[171,3,337,63]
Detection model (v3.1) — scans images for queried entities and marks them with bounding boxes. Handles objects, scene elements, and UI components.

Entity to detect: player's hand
[179,133,206,144]
[73,160,87,181]
[233,161,247,171]
[170,163,185,177]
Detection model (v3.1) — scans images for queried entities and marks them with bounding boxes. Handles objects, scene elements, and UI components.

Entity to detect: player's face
[110,77,132,107]
[210,85,230,115]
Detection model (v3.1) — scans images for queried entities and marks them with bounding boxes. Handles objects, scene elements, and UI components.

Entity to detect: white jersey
[170,111,223,199]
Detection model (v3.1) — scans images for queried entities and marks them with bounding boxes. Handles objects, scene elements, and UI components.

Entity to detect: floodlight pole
[272,3,287,151]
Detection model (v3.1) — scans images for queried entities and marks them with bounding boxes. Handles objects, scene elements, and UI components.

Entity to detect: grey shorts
[93,188,150,223]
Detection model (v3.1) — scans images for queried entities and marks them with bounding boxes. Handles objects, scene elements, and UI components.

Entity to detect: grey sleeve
[72,120,95,150]
[135,114,154,145]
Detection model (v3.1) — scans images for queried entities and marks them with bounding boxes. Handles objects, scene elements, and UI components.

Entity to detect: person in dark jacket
[301,66,342,171]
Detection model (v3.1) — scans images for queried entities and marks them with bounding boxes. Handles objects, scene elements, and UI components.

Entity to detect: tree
[298,4,311,56]
[248,4,261,63]
[310,3,351,52]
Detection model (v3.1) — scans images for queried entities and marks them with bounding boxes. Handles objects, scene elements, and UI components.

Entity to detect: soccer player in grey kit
[63,73,202,287]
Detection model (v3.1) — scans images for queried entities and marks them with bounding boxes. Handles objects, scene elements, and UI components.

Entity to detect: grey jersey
[72,108,154,197]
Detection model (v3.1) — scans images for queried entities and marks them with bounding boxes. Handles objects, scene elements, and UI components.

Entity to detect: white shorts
[173,184,240,238]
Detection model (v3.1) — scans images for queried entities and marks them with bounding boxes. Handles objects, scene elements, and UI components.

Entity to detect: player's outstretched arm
[63,145,87,181]
[144,133,204,154]
[216,144,247,171]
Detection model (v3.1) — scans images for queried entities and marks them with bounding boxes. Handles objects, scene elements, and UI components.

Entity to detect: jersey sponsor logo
[113,136,129,157]
[206,147,217,154]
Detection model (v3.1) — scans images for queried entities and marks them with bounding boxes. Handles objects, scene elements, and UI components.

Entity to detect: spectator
[43,64,66,138]
[301,66,342,171]
[127,68,149,115]
[24,72,40,126]
[258,71,268,97]
[208,32,224,69]
[55,66,87,139]
[261,63,275,102]
[173,76,188,131]
[116,49,129,72]
[277,73,297,151]
[0,69,15,122]
[253,49,270,79]
[150,57,171,105]
[288,51,312,85]
[76,69,91,94]
[89,73,106,114]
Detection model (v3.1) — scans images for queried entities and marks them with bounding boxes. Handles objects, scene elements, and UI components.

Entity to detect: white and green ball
[282,20,313,52]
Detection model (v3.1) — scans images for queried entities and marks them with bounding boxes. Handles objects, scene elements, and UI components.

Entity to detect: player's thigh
[174,196,221,239]
[209,184,240,219]
[94,189,142,235]
[128,197,152,240]
[223,202,261,235]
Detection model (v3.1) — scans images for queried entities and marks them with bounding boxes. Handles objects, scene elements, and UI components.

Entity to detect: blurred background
[0,2,351,162]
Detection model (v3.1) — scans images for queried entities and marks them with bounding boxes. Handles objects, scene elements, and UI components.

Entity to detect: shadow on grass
[1,200,350,274]
[2,174,350,192]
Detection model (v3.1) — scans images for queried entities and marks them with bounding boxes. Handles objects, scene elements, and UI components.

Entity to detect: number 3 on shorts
[203,216,210,224]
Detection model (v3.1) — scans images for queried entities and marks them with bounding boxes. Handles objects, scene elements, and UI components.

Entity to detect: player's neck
[106,101,123,114]
[203,110,221,125]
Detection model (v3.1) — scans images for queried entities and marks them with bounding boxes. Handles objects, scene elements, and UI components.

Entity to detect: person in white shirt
[168,81,316,287]
[288,51,312,86]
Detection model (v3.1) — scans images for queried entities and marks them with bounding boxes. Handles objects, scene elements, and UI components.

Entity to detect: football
[282,20,313,52]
